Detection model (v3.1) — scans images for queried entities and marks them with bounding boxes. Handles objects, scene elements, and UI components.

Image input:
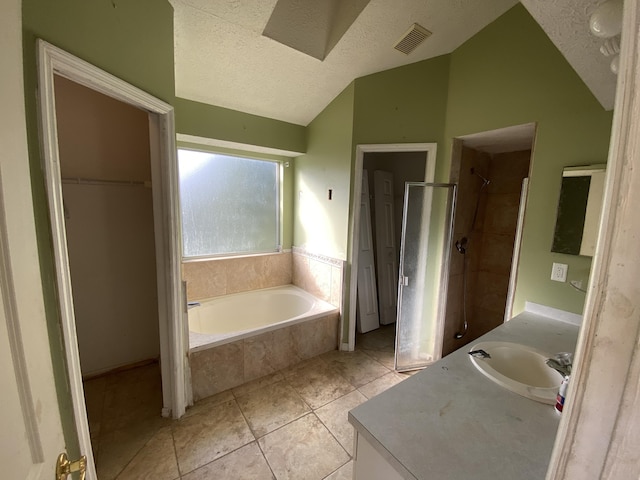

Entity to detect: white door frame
[346,143,436,351]
[36,40,186,477]
[547,0,640,477]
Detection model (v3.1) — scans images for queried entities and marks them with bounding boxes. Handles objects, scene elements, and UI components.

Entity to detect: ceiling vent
[394,23,431,55]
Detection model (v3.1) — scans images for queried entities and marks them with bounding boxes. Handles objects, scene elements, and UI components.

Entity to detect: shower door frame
[346,143,437,352]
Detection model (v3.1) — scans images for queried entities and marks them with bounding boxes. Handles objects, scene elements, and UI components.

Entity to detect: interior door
[373,170,399,325]
[2,3,68,477]
[357,170,380,333]
[395,182,456,371]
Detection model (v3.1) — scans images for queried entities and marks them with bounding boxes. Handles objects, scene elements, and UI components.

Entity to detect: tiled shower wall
[475,150,531,333]
[182,252,292,302]
[443,147,530,356]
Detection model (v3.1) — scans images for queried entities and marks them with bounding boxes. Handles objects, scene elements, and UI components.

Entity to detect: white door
[1,2,68,478]
[357,170,380,333]
[373,170,398,325]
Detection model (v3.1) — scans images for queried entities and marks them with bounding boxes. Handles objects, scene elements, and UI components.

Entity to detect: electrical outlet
[551,262,568,282]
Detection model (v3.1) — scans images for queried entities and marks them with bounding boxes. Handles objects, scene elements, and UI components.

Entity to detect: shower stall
[443,143,532,356]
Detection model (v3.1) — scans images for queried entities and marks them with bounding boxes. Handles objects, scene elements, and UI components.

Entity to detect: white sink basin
[468,341,563,405]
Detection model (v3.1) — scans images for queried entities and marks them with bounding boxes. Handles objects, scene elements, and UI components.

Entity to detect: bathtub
[188,284,341,400]
[188,284,338,352]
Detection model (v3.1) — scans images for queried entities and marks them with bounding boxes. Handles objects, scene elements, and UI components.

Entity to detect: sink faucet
[546,352,572,375]
[468,349,491,359]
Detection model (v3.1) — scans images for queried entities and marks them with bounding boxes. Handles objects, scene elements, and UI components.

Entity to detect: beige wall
[55,76,160,376]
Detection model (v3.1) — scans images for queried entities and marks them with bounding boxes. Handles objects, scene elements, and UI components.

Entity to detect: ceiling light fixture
[589,0,623,74]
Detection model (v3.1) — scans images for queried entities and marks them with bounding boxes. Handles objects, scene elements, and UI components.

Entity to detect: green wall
[22,0,176,456]
[175,98,306,155]
[294,83,355,260]
[353,55,451,172]
[444,4,613,315]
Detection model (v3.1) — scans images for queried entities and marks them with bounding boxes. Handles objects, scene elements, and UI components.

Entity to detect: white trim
[547,0,640,477]
[347,143,437,351]
[523,302,582,327]
[36,40,186,478]
[504,177,529,322]
[177,133,304,157]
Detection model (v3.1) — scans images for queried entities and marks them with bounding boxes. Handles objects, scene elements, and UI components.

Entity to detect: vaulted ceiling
[171,0,618,126]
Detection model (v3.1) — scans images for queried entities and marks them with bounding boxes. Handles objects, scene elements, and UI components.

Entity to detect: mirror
[552,164,606,256]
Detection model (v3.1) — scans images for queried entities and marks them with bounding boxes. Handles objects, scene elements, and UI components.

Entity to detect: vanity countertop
[348,310,580,480]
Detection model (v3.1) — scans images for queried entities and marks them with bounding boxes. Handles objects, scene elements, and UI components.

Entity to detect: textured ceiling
[172,0,618,127]
[520,0,617,110]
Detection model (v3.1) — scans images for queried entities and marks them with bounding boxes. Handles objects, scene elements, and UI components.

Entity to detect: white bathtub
[188,285,339,352]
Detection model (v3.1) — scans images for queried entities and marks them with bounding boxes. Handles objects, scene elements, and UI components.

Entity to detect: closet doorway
[37,41,185,477]
[348,144,438,365]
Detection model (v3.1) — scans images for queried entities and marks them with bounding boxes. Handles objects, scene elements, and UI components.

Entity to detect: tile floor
[85,324,404,480]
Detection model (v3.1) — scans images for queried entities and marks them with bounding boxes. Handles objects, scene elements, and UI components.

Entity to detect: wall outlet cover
[551,262,568,282]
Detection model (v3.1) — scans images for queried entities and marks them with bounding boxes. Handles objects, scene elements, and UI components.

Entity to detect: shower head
[470,168,491,186]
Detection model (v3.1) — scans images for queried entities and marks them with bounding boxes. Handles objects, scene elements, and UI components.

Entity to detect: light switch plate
[551,262,568,282]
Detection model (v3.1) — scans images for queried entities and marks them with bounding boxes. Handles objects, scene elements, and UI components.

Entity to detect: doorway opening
[37,41,185,479]
[53,74,166,472]
[347,144,438,367]
[443,124,536,357]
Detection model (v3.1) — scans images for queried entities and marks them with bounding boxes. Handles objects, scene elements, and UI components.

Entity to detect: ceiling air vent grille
[394,23,431,55]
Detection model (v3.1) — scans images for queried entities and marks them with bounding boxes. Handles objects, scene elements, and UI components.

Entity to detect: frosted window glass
[178,149,279,257]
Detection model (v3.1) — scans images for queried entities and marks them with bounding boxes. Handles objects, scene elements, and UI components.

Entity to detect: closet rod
[61,177,151,188]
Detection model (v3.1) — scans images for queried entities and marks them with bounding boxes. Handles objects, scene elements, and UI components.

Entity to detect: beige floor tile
[101,365,163,433]
[232,371,285,398]
[315,390,367,455]
[360,347,395,370]
[286,362,354,409]
[183,389,235,418]
[358,371,406,399]
[97,416,170,480]
[259,414,350,480]
[172,400,254,475]
[324,461,353,480]
[236,381,310,437]
[83,375,106,439]
[356,325,395,350]
[281,355,326,378]
[322,350,390,388]
[116,426,178,480]
[182,442,274,480]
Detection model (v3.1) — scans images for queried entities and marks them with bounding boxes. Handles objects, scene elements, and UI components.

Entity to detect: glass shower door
[395,183,456,372]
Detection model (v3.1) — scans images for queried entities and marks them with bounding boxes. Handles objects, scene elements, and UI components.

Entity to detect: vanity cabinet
[353,431,406,480]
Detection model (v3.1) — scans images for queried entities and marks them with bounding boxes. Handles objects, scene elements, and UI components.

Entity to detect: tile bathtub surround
[292,247,344,307]
[182,252,292,302]
[84,328,404,480]
[190,312,340,401]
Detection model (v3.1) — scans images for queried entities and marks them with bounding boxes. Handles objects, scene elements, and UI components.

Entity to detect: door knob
[56,452,86,480]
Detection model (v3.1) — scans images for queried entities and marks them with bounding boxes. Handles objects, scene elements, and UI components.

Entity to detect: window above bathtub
[177,148,281,259]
